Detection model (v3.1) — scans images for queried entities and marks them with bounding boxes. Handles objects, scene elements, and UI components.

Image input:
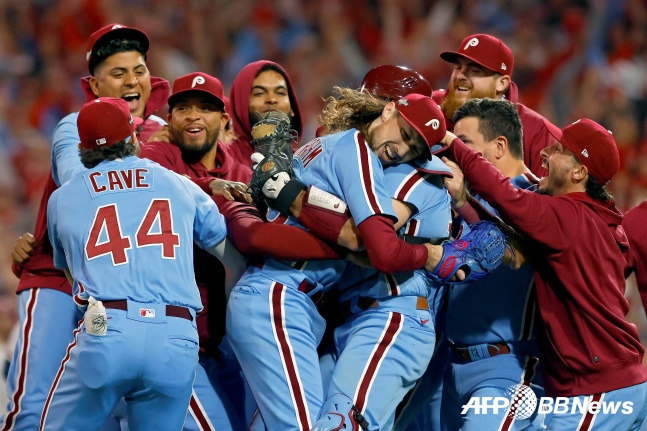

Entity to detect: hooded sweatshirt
[448,137,647,397]
[433,81,552,178]
[14,76,170,295]
[227,60,303,167]
[623,200,647,310]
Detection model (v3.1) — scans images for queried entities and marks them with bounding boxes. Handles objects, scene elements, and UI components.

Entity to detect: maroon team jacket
[623,201,647,311]
[447,137,647,397]
[433,81,552,178]
[14,76,170,295]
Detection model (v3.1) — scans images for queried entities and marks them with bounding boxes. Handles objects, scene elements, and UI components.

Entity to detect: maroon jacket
[448,137,647,397]
[14,76,170,295]
[433,81,552,178]
[227,60,303,167]
[623,200,647,311]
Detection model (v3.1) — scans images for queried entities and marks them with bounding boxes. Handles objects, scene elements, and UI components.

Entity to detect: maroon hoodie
[623,200,647,311]
[227,60,303,167]
[14,76,169,295]
[433,81,552,178]
[448,137,647,397]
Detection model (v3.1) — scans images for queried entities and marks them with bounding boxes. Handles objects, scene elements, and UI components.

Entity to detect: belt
[102,300,193,321]
[250,257,324,304]
[452,342,510,362]
[353,296,429,312]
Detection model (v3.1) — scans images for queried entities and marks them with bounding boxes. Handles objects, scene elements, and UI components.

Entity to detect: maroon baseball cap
[86,23,150,74]
[168,72,225,110]
[78,97,143,150]
[395,93,446,157]
[440,34,514,76]
[542,118,619,185]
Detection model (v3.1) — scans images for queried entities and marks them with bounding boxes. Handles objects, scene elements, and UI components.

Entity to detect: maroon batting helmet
[360,65,432,100]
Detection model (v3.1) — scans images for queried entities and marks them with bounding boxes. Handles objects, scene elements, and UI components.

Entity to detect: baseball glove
[247,111,297,204]
[426,220,506,284]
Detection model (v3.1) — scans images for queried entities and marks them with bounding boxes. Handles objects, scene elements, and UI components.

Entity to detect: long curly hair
[318,86,390,136]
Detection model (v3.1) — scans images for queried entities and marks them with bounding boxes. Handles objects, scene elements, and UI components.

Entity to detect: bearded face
[441,76,499,121]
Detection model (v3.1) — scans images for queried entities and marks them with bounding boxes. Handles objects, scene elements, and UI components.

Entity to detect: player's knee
[311,393,368,431]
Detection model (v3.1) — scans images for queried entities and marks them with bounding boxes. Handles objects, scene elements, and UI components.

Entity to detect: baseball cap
[395,93,446,157]
[78,97,143,150]
[360,65,432,99]
[542,118,619,185]
[168,72,225,110]
[86,23,150,74]
[440,34,514,76]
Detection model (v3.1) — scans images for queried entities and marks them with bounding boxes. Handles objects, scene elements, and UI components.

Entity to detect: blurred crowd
[1,0,647,336]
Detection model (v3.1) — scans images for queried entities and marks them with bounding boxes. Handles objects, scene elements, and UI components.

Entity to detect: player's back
[48,156,226,311]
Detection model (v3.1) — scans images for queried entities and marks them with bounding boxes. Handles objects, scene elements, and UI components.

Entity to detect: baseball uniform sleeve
[51,112,85,186]
[331,131,397,225]
[181,176,227,249]
[46,189,68,270]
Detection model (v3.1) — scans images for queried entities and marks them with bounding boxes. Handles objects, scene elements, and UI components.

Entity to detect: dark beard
[170,129,217,163]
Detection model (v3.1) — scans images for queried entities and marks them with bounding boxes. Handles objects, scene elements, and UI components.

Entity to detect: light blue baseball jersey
[337,157,453,302]
[446,173,539,347]
[47,156,226,311]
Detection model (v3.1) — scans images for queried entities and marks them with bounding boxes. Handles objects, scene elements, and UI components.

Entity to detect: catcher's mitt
[426,220,506,284]
[247,111,297,203]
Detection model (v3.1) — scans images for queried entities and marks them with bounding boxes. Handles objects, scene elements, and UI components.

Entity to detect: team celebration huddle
[3,19,647,431]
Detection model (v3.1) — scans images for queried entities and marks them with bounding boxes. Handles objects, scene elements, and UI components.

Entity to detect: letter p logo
[464,37,479,50]
[192,75,206,88]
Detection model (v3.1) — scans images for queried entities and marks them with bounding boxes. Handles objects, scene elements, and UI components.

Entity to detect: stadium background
[0,0,646,402]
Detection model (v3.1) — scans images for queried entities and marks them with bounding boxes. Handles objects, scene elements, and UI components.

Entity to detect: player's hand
[11,233,37,267]
[441,157,467,208]
[147,125,171,143]
[209,179,252,203]
[440,130,458,148]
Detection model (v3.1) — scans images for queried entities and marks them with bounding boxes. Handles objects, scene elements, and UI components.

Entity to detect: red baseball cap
[78,97,143,150]
[542,118,619,185]
[440,34,514,76]
[86,23,150,74]
[168,72,225,109]
[395,93,446,157]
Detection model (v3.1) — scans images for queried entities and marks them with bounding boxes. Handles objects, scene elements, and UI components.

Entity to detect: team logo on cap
[425,119,440,130]
[397,98,409,106]
[581,149,589,158]
[463,37,480,50]
[95,138,107,146]
[192,75,206,88]
[501,63,507,71]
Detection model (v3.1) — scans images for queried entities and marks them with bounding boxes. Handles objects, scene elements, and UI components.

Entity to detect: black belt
[250,257,324,304]
[452,342,510,362]
[102,300,193,321]
[398,234,447,245]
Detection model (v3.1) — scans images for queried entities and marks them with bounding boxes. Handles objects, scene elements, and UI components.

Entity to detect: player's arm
[11,232,37,277]
[51,114,86,186]
[218,199,344,260]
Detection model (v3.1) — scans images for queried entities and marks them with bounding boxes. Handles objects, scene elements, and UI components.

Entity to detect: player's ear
[381,101,397,122]
[495,75,510,96]
[495,136,507,160]
[89,76,101,97]
[571,162,588,182]
[220,112,230,130]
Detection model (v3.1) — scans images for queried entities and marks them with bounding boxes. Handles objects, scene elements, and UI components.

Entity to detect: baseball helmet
[360,65,432,100]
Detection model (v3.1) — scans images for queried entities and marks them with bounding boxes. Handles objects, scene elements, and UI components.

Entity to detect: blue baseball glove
[427,220,506,284]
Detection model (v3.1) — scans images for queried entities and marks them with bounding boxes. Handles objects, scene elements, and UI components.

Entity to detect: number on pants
[85,199,179,265]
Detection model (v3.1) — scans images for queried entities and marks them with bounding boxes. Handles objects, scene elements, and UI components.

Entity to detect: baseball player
[139,71,348,431]
[435,33,555,178]
[3,23,168,431]
[313,155,454,431]
[227,60,303,167]
[226,89,460,430]
[440,98,545,431]
[438,117,647,429]
[309,65,450,431]
[40,97,245,430]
